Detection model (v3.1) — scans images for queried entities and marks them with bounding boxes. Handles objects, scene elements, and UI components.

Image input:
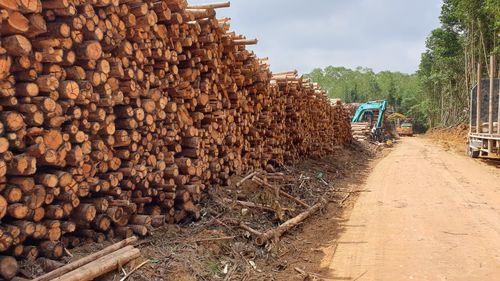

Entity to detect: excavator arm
[352,100,388,129]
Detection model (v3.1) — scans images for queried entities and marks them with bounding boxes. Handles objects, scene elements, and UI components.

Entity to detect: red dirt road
[322,137,500,281]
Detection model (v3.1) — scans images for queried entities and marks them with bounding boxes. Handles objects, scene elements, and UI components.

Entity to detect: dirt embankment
[425,124,469,153]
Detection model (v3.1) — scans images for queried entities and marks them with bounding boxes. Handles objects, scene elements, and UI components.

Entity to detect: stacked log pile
[0,0,351,277]
[344,103,360,119]
[352,122,371,141]
[272,73,351,161]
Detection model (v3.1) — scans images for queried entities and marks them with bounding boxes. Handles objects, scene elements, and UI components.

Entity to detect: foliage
[307,0,498,131]
[305,67,429,131]
[418,0,499,127]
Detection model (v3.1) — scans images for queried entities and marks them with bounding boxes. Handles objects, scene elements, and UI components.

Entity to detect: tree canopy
[305,67,428,131]
[417,0,499,127]
[306,0,498,132]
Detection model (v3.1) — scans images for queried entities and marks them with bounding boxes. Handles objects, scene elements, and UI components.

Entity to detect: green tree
[306,0,498,131]
[305,67,426,130]
[418,0,498,127]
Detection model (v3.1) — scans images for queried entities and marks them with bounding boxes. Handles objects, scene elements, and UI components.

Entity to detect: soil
[426,124,469,154]
[311,137,500,281]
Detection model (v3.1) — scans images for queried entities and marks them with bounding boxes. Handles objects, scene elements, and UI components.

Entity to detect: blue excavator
[351,100,388,142]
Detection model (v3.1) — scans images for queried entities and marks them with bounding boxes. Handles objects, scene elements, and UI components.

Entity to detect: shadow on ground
[267,142,383,281]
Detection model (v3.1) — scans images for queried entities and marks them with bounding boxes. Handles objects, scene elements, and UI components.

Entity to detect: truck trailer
[467,63,500,158]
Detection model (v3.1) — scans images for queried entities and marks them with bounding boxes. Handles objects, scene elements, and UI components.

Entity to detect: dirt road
[323,137,500,281]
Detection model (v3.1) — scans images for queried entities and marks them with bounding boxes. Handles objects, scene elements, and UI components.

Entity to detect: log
[231,38,258,45]
[0,256,18,280]
[32,236,137,281]
[52,245,140,281]
[0,111,24,132]
[75,41,102,61]
[22,246,39,261]
[0,0,17,10]
[70,204,96,223]
[2,35,31,56]
[0,195,7,219]
[39,240,63,259]
[1,12,29,34]
[255,198,326,246]
[187,2,230,9]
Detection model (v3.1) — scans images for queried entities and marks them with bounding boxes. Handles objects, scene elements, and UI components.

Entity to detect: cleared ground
[89,137,499,281]
[323,137,500,281]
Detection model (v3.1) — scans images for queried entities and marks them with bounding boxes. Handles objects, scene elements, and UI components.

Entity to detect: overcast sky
[188,0,442,74]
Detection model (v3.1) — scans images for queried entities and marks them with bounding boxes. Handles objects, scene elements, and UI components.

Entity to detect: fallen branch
[33,236,138,281]
[119,260,150,281]
[222,198,275,213]
[236,171,259,187]
[239,222,263,237]
[191,236,235,243]
[255,198,326,245]
[340,193,351,205]
[264,172,285,180]
[265,172,285,177]
[252,177,310,208]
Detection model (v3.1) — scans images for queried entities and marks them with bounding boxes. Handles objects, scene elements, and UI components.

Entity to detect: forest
[307,0,499,132]
[305,67,427,131]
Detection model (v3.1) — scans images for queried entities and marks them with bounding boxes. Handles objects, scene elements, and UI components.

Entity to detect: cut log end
[0,256,18,280]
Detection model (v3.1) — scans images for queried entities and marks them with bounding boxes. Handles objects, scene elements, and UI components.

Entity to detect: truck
[396,122,414,137]
[351,100,388,142]
[388,113,414,137]
[467,76,500,158]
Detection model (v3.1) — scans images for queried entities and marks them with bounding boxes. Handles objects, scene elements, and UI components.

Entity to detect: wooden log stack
[0,0,351,277]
